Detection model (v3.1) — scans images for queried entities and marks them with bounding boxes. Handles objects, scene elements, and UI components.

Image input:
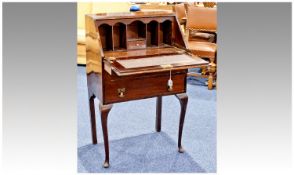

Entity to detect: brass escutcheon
[117,88,126,98]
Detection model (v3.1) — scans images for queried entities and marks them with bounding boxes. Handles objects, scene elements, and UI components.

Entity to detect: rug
[78,132,205,173]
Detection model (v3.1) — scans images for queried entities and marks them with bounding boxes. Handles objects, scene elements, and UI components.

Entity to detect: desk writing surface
[107,54,208,76]
[116,54,205,69]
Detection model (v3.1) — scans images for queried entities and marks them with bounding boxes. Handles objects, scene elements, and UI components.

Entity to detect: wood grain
[85,11,209,168]
[103,70,187,104]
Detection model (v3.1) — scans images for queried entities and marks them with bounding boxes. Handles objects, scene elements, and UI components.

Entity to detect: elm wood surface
[85,11,208,168]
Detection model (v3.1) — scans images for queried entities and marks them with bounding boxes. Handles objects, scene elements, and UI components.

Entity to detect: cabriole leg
[175,93,188,153]
[99,104,113,168]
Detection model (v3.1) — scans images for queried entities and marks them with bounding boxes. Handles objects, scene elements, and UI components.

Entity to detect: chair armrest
[188,30,217,43]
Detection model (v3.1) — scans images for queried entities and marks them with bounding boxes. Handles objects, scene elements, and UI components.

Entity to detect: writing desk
[85,11,208,168]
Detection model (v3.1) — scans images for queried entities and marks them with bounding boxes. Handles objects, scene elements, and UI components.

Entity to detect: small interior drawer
[127,39,146,50]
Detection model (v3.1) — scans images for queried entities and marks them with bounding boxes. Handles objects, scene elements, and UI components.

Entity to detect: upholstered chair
[173,3,187,27]
[186,6,217,90]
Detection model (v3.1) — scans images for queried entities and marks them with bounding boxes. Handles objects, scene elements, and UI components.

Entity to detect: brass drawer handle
[117,88,126,98]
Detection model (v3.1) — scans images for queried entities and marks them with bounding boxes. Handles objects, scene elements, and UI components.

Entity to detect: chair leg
[208,73,214,90]
[208,61,216,90]
[99,104,113,168]
[201,65,208,75]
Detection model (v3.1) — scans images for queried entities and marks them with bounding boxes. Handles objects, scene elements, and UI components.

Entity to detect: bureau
[85,11,208,168]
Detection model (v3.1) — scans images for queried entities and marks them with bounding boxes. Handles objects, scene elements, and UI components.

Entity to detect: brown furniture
[173,3,187,27]
[186,6,217,90]
[140,3,174,11]
[203,2,217,8]
[173,3,215,43]
[189,30,216,43]
[85,11,208,168]
[193,2,216,42]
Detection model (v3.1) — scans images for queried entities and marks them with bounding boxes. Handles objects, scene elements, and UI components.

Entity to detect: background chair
[203,2,217,8]
[173,3,187,30]
[186,6,217,90]
[173,3,216,43]
[186,3,216,43]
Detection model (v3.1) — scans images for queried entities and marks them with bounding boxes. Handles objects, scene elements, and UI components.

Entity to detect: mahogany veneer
[85,11,208,168]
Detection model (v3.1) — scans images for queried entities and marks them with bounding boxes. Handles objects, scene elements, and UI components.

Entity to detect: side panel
[172,16,188,49]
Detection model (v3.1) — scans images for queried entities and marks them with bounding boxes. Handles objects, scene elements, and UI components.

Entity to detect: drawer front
[103,72,186,104]
[127,40,146,50]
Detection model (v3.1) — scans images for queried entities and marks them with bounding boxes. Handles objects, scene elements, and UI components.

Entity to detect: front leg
[155,96,162,132]
[175,93,188,153]
[89,95,97,144]
[99,104,113,168]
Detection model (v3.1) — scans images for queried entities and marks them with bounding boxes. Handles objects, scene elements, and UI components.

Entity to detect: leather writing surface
[107,54,208,76]
[116,54,204,69]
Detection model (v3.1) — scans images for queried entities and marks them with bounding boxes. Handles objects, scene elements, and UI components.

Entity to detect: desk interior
[116,54,203,69]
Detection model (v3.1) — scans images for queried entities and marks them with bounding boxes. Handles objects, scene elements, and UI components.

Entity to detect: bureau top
[86,11,175,20]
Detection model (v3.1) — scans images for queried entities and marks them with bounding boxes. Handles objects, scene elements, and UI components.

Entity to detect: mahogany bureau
[85,11,208,168]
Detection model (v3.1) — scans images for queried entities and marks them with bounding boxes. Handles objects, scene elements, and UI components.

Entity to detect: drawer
[103,71,186,104]
[127,39,146,50]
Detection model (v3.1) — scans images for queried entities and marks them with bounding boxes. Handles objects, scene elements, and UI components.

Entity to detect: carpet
[77,66,216,173]
[78,132,205,173]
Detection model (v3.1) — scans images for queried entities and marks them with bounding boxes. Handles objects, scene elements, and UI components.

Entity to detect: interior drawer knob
[117,88,126,98]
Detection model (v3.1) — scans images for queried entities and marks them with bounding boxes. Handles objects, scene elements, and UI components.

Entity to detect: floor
[77,66,216,172]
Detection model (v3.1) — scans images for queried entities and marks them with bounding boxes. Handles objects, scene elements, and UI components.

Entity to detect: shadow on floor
[78,132,206,173]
